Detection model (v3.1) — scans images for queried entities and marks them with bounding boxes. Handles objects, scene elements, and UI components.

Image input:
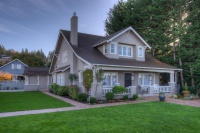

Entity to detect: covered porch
[100,66,180,98]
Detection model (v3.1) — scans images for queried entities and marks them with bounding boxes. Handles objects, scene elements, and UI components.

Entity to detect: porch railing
[102,87,131,96]
[153,85,171,93]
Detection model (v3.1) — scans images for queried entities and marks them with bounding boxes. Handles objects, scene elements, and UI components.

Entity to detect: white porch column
[47,75,49,90]
[37,75,40,85]
[25,75,29,85]
[170,72,175,83]
[169,71,176,95]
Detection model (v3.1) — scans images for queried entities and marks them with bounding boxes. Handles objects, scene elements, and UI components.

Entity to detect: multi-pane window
[138,46,143,57]
[12,64,21,69]
[110,42,116,54]
[62,51,68,63]
[138,73,154,86]
[118,45,132,57]
[103,73,117,87]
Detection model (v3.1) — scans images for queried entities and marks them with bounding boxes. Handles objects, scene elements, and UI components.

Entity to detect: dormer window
[118,44,132,57]
[138,46,143,57]
[110,42,116,54]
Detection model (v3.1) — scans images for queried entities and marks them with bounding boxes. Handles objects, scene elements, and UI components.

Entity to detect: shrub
[57,86,68,96]
[133,94,138,100]
[50,83,59,94]
[90,97,96,104]
[106,92,114,101]
[68,85,79,100]
[112,86,127,94]
[123,95,129,100]
[188,86,197,94]
[77,93,88,102]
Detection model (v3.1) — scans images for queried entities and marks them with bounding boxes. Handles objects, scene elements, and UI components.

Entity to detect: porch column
[170,72,175,83]
[169,72,176,95]
[25,75,29,85]
[47,75,49,90]
[37,75,40,85]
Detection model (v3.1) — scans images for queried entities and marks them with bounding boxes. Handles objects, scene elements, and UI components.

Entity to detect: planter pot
[182,91,190,97]
[159,93,165,102]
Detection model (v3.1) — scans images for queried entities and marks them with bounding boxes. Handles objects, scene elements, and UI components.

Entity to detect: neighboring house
[24,67,51,91]
[50,13,181,99]
[0,59,27,90]
[0,59,28,81]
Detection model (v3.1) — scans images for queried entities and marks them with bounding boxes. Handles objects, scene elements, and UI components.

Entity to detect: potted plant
[182,82,190,97]
[159,92,165,101]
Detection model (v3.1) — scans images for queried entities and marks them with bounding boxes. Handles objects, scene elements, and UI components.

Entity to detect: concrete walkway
[0,92,199,118]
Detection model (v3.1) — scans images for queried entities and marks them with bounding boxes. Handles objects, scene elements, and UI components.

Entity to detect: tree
[82,69,93,94]
[12,53,45,67]
[105,0,200,89]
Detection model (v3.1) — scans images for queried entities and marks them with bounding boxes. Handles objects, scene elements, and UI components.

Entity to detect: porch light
[131,74,134,80]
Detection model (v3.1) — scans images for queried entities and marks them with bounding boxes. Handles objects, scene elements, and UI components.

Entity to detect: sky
[0,0,120,56]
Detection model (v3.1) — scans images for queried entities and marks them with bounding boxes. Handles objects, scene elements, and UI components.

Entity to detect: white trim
[0,59,28,69]
[138,46,144,57]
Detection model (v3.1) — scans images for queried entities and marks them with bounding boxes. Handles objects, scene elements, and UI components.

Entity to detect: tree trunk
[190,67,195,87]
[179,58,184,88]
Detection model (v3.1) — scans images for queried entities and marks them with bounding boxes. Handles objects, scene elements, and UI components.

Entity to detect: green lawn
[0,92,72,112]
[0,102,200,133]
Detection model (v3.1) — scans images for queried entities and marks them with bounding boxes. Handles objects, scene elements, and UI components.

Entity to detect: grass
[0,102,200,132]
[0,92,72,112]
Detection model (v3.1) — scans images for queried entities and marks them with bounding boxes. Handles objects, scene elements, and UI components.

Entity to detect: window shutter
[12,64,14,69]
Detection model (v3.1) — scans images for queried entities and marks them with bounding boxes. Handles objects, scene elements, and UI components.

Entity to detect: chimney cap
[73,12,76,16]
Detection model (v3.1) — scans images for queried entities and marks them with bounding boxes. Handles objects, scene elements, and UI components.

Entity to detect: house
[24,67,51,91]
[0,59,28,90]
[50,12,181,99]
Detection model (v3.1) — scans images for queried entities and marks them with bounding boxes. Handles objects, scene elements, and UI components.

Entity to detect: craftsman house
[50,13,181,99]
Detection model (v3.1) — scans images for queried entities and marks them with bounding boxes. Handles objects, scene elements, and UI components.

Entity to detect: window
[110,42,116,54]
[118,45,132,57]
[138,46,143,57]
[12,64,21,69]
[62,51,68,63]
[138,73,154,86]
[103,73,117,87]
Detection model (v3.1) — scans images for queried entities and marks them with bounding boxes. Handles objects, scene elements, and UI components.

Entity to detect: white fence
[153,85,171,93]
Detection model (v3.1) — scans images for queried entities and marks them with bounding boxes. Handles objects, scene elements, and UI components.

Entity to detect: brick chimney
[70,12,78,47]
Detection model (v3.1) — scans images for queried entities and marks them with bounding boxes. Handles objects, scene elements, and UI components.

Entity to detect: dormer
[93,26,151,61]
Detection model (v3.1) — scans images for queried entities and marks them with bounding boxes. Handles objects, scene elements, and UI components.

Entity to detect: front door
[124,73,132,87]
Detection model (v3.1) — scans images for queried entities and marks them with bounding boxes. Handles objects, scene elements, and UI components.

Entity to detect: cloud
[0,25,16,34]
[0,18,40,35]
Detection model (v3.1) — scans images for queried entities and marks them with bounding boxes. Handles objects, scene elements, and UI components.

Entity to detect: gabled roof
[93,26,151,49]
[58,30,177,70]
[0,59,28,69]
[24,67,50,76]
